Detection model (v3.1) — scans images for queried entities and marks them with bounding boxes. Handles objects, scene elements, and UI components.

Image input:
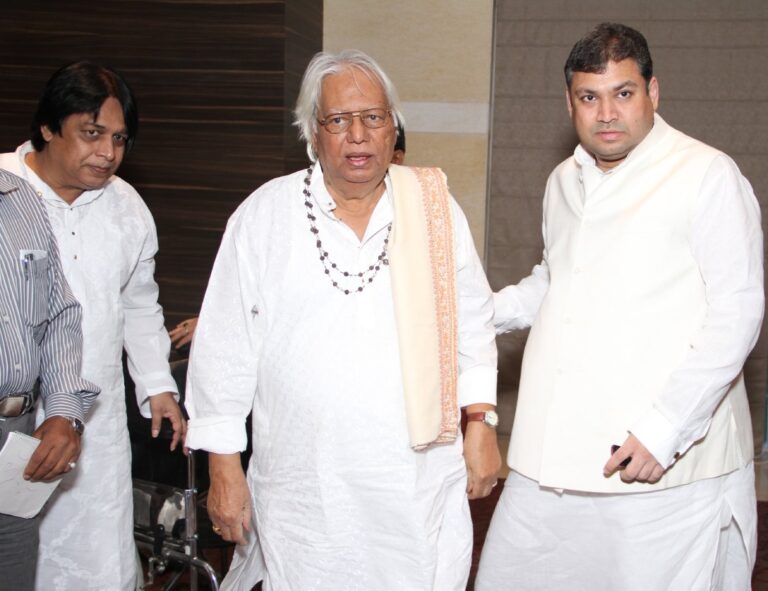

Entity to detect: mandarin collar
[574,112,670,174]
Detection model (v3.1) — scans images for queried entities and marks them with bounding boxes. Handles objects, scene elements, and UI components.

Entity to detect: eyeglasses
[317,108,391,134]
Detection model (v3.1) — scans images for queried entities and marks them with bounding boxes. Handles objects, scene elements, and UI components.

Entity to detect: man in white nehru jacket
[478,22,763,590]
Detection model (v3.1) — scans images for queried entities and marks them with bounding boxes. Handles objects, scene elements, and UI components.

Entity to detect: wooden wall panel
[0,0,322,326]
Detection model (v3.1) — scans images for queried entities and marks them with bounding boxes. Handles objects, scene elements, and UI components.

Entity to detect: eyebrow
[322,106,387,115]
[83,120,128,135]
[575,79,639,95]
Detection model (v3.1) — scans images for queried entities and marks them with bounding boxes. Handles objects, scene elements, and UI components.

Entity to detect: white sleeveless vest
[509,116,753,492]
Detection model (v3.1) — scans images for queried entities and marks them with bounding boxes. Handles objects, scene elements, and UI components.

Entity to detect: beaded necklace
[302,165,391,295]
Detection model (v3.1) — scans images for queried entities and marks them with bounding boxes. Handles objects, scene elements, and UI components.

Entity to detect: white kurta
[0,143,178,591]
[185,166,497,591]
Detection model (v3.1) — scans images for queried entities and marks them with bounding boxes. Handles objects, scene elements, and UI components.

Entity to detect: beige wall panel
[323,1,495,256]
[405,133,488,249]
[324,1,493,102]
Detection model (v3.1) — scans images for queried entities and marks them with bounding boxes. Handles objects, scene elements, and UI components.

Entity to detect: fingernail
[152,430,159,437]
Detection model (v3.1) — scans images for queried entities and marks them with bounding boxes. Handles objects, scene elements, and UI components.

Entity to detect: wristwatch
[466,410,499,429]
[63,416,85,436]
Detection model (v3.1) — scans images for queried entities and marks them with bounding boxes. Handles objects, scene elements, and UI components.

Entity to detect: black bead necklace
[302,165,391,295]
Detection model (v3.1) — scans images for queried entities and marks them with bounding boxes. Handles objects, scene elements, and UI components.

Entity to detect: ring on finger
[68,461,77,470]
[212,525,222,535]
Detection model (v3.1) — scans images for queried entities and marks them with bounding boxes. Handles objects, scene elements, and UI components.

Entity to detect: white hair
[293,49,404,162]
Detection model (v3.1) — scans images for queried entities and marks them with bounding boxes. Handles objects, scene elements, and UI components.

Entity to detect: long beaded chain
[302,165,391,295]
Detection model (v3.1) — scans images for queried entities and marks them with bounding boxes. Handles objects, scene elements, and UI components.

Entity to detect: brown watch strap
[466,412,486,422]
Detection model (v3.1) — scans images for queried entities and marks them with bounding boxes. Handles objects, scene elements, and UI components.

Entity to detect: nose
[597,98,617,124]
[97,135,115,161]
[346,114,368,143]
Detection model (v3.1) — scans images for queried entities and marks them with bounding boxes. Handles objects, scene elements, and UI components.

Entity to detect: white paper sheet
[0,431,61,518]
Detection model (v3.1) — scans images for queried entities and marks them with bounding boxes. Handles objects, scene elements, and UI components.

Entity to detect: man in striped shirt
[0,168,98,591]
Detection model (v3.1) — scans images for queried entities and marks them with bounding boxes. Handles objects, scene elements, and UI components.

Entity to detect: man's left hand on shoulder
[604,433,665,484]
[149,391,187,451]
[463,405,502,500]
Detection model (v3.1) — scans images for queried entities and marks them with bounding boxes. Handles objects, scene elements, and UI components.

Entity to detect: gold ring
[212,525,222,534]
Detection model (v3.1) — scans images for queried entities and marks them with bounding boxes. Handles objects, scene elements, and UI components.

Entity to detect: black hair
[394,122,406,153]
[30,61,138,152]
[564,23,653,88]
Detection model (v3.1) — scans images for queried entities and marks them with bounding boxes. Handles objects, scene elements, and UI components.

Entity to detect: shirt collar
[16,141,108,208]
[0,175,17,195]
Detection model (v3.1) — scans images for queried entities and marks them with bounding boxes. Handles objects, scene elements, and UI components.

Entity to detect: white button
[565,317,573,324]
[36,191,42,197]
[574,267,582,274]
[2,315,9,323]
[14,362,21,371]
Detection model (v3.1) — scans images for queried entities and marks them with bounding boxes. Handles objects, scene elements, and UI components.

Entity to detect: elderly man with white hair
[184,49,501,590]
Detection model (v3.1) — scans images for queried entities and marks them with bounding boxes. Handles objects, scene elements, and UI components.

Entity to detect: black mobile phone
[610,445,632,469]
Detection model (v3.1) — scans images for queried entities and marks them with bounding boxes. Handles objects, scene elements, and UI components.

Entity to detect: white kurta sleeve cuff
[457,366,497,408]
[185,416,248,454]
[629,407,686,468]
[135,377,181,418]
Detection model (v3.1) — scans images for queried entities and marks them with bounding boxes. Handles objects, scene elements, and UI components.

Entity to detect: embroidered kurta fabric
[0,143,178,591]
[185,165,497,590]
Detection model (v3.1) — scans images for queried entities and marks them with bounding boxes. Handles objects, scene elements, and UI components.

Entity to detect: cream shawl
[388,164,459,450]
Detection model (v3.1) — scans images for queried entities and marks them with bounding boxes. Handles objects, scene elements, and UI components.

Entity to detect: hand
[169,317,198,349]
[24,416,81,482]
[603,433,665,484]
[208,453,252,545]
[463,418,502,500]
[149,392,186,451]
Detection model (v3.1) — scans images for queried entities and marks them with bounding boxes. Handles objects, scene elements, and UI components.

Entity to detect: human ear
[40,125,54,142]
[648,77,659,111]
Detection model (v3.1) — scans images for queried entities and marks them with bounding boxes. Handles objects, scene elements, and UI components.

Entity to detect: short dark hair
[394,122,406,153]
[564,23,653,88]
[30,61,138,152]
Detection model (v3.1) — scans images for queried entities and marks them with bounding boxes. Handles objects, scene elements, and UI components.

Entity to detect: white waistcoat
[509,118,753,493]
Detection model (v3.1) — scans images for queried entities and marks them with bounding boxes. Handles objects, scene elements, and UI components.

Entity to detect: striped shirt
[0,169,98,421]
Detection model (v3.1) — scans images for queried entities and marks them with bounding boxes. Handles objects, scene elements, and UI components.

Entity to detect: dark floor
[142,491,768,590]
